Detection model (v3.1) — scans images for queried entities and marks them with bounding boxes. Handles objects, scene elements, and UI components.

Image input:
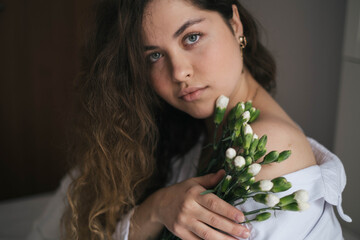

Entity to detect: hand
[155,170,250,239]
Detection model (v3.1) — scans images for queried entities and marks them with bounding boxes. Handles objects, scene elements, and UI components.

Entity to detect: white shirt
[28,137,351,240]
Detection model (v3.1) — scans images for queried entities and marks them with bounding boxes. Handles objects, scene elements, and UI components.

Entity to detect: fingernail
[236,214,245,223]
[242,230,250,238]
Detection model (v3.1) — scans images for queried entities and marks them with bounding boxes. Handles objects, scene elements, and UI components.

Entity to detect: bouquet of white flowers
[160,95,309,239]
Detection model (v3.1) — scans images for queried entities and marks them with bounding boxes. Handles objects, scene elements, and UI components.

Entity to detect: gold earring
[239,36,247,48]
[239,36,247,57]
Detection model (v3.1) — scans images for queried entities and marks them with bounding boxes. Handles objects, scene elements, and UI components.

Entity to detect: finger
[175,229,202,240]
[198,193,246,224]
[197,210,250,239]
[190,220,239,240]
[193,169,225,188]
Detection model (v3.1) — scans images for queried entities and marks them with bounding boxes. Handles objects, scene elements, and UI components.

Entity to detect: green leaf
[277,150,291,162]
[249,108,260,123]
[255,212,271,221]
[257,135,267,151]
[263,151,279,164]
[245,101,253,111]
[214,107,226,125]
[254,149,267,161]
[271,177,292,193]
[200,189,215,195]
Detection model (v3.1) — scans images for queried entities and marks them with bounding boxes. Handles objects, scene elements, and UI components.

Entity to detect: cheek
[150,73,175,105]
[198,37,242,77]
[215,42,242,70]
[151,77,167,97]
[150,67,165,92]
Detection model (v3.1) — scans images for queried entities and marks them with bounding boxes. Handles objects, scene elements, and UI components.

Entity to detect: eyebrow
[144,46,158,51]
[144,18,205,51]
[173,18,205,38]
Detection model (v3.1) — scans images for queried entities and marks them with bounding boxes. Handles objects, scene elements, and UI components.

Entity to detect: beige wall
[243,0,345,150]
[334,0,360,237]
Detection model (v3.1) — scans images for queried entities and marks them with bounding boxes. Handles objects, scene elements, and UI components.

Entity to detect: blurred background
[0,0,91,201]
[0,0,359,239]
[244,0,359,238]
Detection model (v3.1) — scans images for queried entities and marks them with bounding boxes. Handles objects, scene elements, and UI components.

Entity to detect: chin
[186,108,214,119]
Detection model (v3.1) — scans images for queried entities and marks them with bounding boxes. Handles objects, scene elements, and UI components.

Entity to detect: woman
[28,0,351,239]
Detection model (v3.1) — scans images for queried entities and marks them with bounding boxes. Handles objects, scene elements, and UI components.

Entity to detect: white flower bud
[297,201,310,211]
[253,133,258,140]
[240,102,245,111]
[241,111,250,122]
[216,95,229,109]
[248,163,261,176]
[265,194,280,207]
[221,175,232,192]
[248,177,256,184]
[259,180,274,191]
[244,124,253,135]
[294,190,309,202]
[234,156,246,169]
[226,148,236,159]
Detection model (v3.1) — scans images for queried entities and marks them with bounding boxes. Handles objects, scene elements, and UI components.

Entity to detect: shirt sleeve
[237,166,344,240]
[27,173,138,240]
[233,137,351,240]
[307,137,352,223]
[27,174,72,240]
[112,207,136,240]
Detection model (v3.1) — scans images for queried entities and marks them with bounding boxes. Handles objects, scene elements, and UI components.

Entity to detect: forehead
[143,0,197,22]
[142,0,207,40]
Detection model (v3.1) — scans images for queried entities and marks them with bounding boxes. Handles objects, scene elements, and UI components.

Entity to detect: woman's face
[142,0,244,119]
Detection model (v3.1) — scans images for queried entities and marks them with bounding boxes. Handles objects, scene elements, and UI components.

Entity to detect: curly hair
[62,0,276,239]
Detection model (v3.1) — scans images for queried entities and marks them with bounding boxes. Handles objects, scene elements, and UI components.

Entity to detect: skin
[129,0,317,239]
[143,0,245,119]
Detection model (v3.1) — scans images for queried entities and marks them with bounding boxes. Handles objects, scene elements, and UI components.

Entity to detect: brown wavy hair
[62,0,276,239]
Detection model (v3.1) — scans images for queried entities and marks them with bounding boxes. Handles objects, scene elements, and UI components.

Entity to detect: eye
[148,52,163,63]
[183,33,201,46]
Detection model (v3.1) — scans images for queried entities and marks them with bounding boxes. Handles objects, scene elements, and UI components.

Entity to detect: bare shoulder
[250,115,316,180]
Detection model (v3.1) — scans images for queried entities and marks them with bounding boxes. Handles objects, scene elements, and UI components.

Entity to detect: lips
[179,86,208,102]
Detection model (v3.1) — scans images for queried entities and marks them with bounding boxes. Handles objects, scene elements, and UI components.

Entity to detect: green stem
[244,207,271,216]
[245,191,270,198]
[233,198,247,206]
[202,158,218,175]
[213,124,219,150]
[243,207,280,216]
[239,219,257,224]
[223,178,240,199]
[216,178,225,196]
[202,143,213,149]
[222,136,232,142]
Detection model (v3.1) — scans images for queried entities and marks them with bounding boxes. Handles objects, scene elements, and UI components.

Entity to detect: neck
[204,69,260,139]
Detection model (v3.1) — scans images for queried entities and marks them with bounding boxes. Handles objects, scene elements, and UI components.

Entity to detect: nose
[169,51,193,83]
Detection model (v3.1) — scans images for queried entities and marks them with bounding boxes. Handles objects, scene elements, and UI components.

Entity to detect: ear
[229,4,243,43]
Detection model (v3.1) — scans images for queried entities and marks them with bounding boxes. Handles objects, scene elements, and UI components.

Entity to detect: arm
[126,170,250,240]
